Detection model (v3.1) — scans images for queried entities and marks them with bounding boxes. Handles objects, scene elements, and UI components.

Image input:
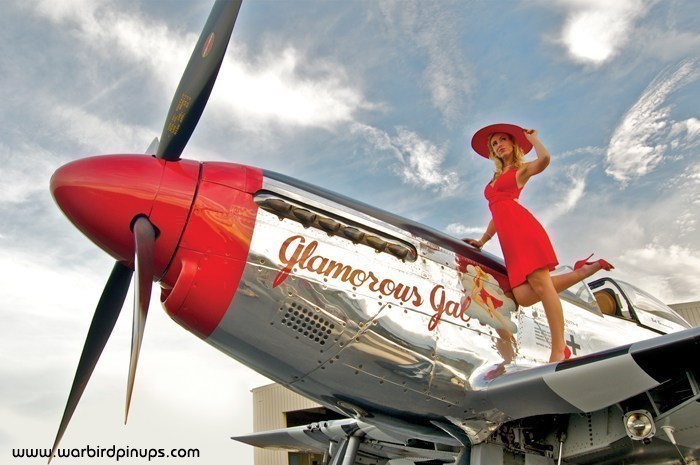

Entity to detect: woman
[464,123,613,363]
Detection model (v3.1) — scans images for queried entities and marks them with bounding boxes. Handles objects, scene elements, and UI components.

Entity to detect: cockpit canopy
[589,277,690,333]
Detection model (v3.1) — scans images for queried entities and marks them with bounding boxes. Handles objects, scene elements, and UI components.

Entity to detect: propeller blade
[125,217,156,423]
[155,0,243,161]
[145,137,159,155]
[49,262,133,463]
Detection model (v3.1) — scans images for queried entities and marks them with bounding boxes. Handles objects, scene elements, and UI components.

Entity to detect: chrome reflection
[208,204,522,421]
[205,179,667,441]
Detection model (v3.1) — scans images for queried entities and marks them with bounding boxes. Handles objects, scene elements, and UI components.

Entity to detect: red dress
[485,169,558,289]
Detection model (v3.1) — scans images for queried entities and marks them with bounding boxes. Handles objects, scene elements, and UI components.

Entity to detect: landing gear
[328,433,363,465]
[469,443,556,465]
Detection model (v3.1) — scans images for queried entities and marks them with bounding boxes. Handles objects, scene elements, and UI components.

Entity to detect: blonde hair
[488,133,524,176]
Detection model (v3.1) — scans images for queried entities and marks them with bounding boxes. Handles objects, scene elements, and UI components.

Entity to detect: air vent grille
[281,302,335,345]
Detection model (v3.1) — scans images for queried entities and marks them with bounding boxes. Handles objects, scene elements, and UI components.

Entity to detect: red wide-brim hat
[471,123,533,158]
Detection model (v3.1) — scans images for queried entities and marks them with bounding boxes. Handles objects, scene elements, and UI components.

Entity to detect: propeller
[156,0,243,161]
[49,217,157,463]
[125,216,156,423]
[50,1,243,461]
[49,262,132,462]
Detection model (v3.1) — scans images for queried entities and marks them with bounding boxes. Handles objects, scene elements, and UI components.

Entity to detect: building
[252,383,342,465]
[669,301,700,327]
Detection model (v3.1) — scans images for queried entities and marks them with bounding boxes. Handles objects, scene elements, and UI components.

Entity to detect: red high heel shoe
[551,346,572,363]
[574,253,614,271]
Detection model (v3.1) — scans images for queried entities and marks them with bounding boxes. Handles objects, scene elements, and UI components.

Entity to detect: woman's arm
[463,220,496,249]
[518,129,550,186]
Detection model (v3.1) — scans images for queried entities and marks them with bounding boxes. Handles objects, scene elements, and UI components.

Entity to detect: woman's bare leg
[526,268,566,362]
[512,262,604,307]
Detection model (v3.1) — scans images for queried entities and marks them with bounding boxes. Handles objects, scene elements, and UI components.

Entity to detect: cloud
[393,129,459,193]
[445,224,484,236]
[538,166,589,225]
[557,146,605,159]
[605,60,699,184]
[28,0,189,70]
[0,143,60,205]
[54,104,156,154]
[618,243,700,303]
[551,0,651,65]
[670,117,700,148]
[26,0,369,132]
[214,47,368,130]
[674,212,696,236]
[681,164,700,184]
[30,0,102,28]
[351,123,459,195]
[377,2,473,121]
[640,29,700,62]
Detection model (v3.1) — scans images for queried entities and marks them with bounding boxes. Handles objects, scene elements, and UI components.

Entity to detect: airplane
[48,1,700,464]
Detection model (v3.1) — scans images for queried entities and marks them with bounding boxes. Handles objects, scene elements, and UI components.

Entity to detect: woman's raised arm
[519,129,550,185]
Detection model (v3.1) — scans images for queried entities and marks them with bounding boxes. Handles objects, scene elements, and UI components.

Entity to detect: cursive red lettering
[393,283,411,303]
[412,287,423,306]
[379,279,395,296]
[324,261,353,281]
[273,235,305,287]
[367,272,381,292]
[273,235,430,314]
[459,296,472,322]
[428,285,446,331]
[349,269,368,287]
[306,255,328,273]
[445,300,460,317]
[298,240,318,270]
[427,285,470,330]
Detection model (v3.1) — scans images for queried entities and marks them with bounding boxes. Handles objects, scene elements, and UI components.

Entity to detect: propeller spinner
[48,0,243,461]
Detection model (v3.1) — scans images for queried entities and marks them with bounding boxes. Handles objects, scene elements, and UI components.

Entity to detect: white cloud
[538,169,588,225]
[605,60,698,184]
[377,2,473,121]
[351,122,396,154]
[641,29,700,62]
[557,146,605,159]
[0,143,60,204]
[27,0,369,132]
[214,47,367,129]
[618,243,700,303]
[670,117,700,146]
[351,124,459,195]
[54,104,156,154]
[0,248,107,329]
[674,212,696,236]
[682,165,700,184]
[30,0,103,29]
[28,0,188,70]
[445,224,484,237]
[551,0,651,65]
[394,129,459,193]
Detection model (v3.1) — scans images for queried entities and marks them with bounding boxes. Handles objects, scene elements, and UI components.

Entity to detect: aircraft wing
[235,327,699,463]
[485,325,700,422]
[233,418,460,464]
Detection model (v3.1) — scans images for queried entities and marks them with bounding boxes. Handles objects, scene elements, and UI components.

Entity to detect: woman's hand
[523,128,539,143]
[462,238,483,249]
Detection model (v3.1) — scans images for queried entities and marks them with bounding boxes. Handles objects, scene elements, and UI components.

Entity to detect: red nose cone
[51,155,165,265]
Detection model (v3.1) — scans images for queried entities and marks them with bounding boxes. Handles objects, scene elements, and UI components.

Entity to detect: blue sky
[1,0,699,464]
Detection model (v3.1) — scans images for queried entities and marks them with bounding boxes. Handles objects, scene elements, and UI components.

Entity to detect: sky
[1,0,699,464]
